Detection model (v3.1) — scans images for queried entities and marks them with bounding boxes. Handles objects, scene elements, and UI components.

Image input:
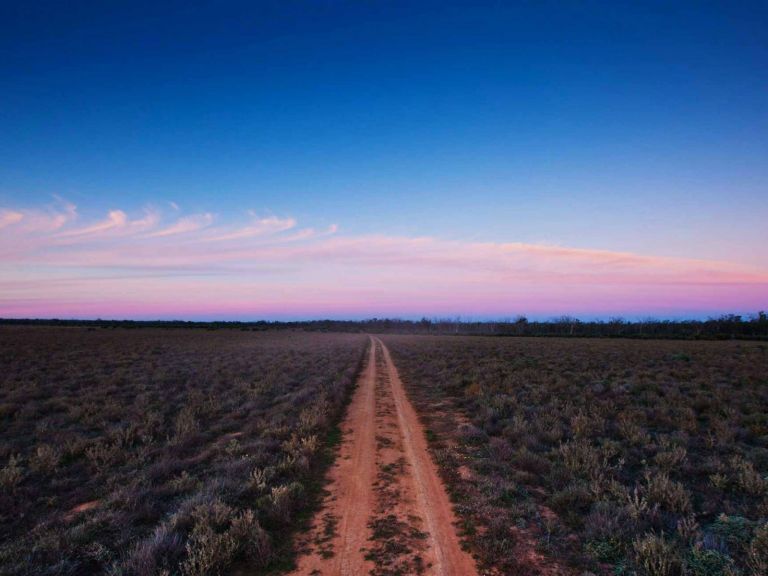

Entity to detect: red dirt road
[290,337,477,576]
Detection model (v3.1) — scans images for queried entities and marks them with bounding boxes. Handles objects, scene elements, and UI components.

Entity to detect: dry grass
[383,335,768,576]
[0,326,367,575]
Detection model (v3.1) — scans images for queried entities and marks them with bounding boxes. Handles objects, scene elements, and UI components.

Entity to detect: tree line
[2,312,767,340]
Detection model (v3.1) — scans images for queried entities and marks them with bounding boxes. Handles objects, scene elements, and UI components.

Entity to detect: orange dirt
[64,500,99,522]
[291,339,377,575]
[289,337,478,576]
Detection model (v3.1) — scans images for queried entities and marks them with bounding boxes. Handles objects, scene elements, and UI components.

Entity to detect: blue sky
[1,1,767,319]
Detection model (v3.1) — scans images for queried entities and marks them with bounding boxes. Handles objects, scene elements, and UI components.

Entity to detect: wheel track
[289,336,477,576]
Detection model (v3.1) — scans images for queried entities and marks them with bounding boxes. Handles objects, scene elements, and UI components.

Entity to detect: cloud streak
[143,213,215,238]
[0,210,24,229]
[56,209,128,237]
[0,200,766,319]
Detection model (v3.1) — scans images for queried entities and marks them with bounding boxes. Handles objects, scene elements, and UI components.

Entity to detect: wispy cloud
[205,214,296,242]
[144,213,215,238]
[0,210,24,229]
[0,199,766,319]
[56,209,128,237]
[8,199,79,234]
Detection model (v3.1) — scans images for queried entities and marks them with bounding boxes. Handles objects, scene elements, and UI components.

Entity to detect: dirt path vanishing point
[290,337,478,576]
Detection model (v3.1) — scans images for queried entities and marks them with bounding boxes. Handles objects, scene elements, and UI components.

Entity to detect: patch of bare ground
[289,341,377,576]
[63,500,99,522]
[363,342,430,575]
[289,338,478,576]
[376,339,479,576]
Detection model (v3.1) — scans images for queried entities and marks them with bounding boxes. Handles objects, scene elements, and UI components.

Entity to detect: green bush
[585,537,624,563]
[686,547,736,576]
[708,515,756,552]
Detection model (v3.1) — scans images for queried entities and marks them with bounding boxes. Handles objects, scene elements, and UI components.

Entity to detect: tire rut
[289,337,477,576]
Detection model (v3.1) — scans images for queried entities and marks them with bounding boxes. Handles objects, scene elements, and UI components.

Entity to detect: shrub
[676,515,700,544]
[633,533,682,576]
[488,436,514,461]
[282,433,319,461]
[0,454,23,491]
[249,466,275,494]
[167,471,200,494]
[707,514,756,553]
[626,486,655,520]
[85,440,120,471]
[618,416,651,446]
[475,514,517,567]
[747,523,768,576]
[124,525,185,576]
[174,405,199,440]
[644,472,691,514]
[570,411,605,439]
[230,510,272,568]
[654,446,687,473]
[686,546,736,576]
[585,501,630,541]
[558,440,602,479]
[513,447,550,474]
[268,482,305,523]
[457,423,486,445]
[181,520,236,576]
[586,537,624,563]
[29,443,61,475]
[179,500,267,576]
[548,482,593,523]
[730,456,766,496]
[709,473,729,491]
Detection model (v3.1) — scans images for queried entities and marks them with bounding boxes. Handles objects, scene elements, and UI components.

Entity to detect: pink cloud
[56,209,128,237]
[0,210,24,229]
[205,215,296,241]
[0,200,766,318]
[143,213,214,238]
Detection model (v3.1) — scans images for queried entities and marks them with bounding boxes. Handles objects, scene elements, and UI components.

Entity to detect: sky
[1,1,767,320]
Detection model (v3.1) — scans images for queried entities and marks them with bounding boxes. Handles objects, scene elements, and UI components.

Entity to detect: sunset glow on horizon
[1,199,766,320]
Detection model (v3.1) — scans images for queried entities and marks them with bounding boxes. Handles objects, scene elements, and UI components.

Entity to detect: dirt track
[290,337,477,576]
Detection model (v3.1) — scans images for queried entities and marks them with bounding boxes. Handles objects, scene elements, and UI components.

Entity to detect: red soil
[289,337,478,576]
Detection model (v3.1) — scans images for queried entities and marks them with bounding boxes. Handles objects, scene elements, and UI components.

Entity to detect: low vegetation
[0,326,367,575]
[383,335,768,576]
[4,312,768,340]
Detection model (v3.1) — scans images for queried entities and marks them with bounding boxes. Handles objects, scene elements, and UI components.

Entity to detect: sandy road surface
[290,337,477,576]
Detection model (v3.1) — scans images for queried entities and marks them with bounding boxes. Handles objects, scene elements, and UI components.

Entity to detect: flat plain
[383,335,768,576]
[0,326,366,575]
[2,328,767,576]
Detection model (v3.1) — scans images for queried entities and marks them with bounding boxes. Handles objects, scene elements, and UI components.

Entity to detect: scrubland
[0,326,366,575]
[4,327,767,576]
[383,336,768,576]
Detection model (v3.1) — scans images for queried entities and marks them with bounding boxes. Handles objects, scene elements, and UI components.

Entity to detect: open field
[3,328,768,576]
[383,335,768,576]
[0,326,367,575]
